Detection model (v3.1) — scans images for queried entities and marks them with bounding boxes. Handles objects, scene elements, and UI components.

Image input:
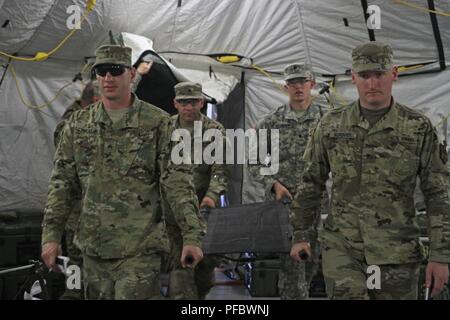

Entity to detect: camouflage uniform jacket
[291,100,450,265]
[254,103,324,198]
[170,114,229,205]
[54,100,83,147]
[42,96,203,259]
[53,100,84,236]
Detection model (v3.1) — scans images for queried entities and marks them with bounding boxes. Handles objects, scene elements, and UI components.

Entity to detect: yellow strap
[9,63,75,110]
[250,63,286,94]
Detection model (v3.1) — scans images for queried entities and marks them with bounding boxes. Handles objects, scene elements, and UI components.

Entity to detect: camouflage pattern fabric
[54,100,83,147]
[322,233,420,299]
[278,239,320,299]
[42,96,203,298]
[54,99,84,299]
[169,113,229,210]
[283,63,315,81]
[165,114,228,299]
[254,103,324,198]
[93,45,132,68]
[352,41,393,73]
[251,103,324,299]
[174,82,203,100]
[291,100,450,298]
[167,246,218,300]
[83,253,163,299]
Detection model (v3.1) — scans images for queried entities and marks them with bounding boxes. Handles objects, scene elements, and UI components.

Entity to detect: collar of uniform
[303,103,322,121]
[285,104,298,120]
[347,100,370,130]
[94,94,141,129]
[368,99,399,134]
[172,113,206,129]
[93,102,111,125]
[286,103,319,122]
[349,99,398,132]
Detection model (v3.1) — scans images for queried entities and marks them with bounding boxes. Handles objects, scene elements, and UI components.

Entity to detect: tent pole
[427,0,446,71]
[360,0,376,41]
[0,57,12,90]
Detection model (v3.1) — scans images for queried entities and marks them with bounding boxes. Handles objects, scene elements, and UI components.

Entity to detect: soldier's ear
[351,72,357,84]
[129,67,137,81]
[391,66,399,81]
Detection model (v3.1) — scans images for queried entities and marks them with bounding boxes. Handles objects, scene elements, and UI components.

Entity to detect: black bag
[202,201,292,255]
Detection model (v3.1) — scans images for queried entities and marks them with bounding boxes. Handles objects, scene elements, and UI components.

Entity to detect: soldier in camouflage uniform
[53,80,100,300]
[166,82,228,299]
[290,42,450,299]
[54,81,101,146]
[252,63,324,299]
[41,45,204,300]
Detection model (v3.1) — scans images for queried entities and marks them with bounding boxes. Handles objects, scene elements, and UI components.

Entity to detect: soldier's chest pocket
[386,137,419,181]
[327,132,359,171]
[73,127,97,177]
[125,131,157,183]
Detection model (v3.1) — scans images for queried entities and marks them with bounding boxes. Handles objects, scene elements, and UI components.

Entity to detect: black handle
[199,207,211,220]
[299,249,309,261]
[184,255,194,266]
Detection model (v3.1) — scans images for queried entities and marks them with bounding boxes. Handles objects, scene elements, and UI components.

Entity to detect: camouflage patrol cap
[174,82,203,100]
[352,41,394,73]
[284,63,314,81]
[93,45,132,68]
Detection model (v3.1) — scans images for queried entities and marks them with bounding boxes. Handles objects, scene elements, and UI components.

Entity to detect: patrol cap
[284,63,314,81]
[352,41,394,73]
[93,45,132,68]
[174,82,203,100]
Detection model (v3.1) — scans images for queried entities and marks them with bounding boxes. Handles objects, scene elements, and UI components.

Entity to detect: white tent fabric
[0,0,449,210]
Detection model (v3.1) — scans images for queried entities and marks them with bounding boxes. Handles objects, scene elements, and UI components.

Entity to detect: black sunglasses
[176,99,202,106]
[94,64,128,77]
[286,78,310,87]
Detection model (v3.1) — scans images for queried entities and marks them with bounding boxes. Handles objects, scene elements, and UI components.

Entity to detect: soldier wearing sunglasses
[41,45,204,299]
[53,80,100,300]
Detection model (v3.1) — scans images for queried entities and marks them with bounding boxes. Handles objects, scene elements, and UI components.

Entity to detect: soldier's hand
[273,181,293,201]
[181,245,204,269]
[200,196,216,209]
[137,61,153,76]
[290,242,311,263]
[41,241,62,271]
[425,261,449,298]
